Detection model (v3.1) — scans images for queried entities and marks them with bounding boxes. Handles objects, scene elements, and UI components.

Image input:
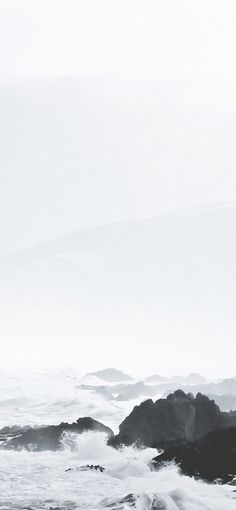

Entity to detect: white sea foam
[0,371,235,509]
[0,370,136,432]
[0,432,235,509]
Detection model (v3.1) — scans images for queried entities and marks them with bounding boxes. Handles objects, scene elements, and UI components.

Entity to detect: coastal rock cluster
[153,426,236,483]
[0,417,113,451]
[1,389,236,483]
[110,390,236,448]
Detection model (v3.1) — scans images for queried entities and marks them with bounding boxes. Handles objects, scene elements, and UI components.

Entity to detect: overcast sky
[0,0,236,255]
[0,1,236,95]
[0,1,236,374]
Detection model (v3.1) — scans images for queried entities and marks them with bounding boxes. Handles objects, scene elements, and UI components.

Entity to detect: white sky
[0,1,236,374]
[0,1,235,112]
[0,1,235,98]
[0,0,236,254]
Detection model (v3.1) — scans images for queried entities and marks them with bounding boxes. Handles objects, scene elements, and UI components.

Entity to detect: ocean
[0,369,235,510]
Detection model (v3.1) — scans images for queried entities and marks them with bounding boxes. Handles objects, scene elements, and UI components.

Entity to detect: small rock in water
[101,493,136,509]
[65,464,105,473]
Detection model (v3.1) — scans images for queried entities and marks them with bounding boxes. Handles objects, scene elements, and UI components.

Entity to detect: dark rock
[153,427,236,483]
[2,417,114,451]
[0,424,32,442]
[109,390,236,448]
[66,464,105,473]
[102,493,136,509]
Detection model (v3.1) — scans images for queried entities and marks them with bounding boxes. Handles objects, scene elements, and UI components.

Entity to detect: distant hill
[183,373,207,385]
[160,378,236,399]
[1,204,236,373]
[170,373,207,385]
[145,375,168,384]
[206,393,236,411]
[145,373,207,385]
[86,368,133,382]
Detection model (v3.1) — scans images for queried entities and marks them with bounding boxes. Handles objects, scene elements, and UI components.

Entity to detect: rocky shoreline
[1,390,236,484]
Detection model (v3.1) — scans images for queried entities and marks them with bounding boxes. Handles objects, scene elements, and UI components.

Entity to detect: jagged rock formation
[110,390,236,448]
[1,417,114,451]
[153,427,236,483]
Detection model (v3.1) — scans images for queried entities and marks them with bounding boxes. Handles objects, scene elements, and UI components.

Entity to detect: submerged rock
[110,390,236,448]
[101,493,136,509]
[66,464,105,473]
[1,417,114,451]
[153,426,236,483]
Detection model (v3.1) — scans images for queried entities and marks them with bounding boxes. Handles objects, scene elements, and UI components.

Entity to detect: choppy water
[0,370,235,509]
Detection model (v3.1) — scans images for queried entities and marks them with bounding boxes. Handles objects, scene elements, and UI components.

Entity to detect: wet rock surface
[153,426,236,482]
[0,417,114,451]
[110,390,236,448]
[65,464,105,473]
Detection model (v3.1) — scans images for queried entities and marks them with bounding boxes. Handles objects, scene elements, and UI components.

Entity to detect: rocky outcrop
[1,417,114,451]
[153,427,236,483]
[0,424,32,444]
[110,390,236,448]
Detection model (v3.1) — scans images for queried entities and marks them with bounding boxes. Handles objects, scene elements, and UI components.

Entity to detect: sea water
[0,370,235,510]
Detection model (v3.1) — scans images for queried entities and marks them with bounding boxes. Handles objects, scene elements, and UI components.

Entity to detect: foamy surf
[0,431,235,509]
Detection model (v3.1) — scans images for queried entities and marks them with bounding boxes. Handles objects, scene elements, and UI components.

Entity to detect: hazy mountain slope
[1,75,236,256]
[0,204,235,373]
[86,369,133,382]
[1,204,235,304]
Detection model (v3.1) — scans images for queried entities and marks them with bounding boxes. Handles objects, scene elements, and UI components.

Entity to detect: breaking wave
[0,372,236,509]
[1,431,235,509]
